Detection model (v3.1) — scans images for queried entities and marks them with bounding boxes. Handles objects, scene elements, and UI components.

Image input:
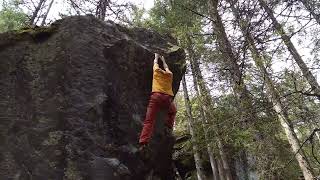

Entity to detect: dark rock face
[0,15,186,180]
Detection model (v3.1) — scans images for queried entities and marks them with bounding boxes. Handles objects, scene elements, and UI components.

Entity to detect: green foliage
[139,0,320,178]
[138,0,205,47]
[142,1,307,178]
[129,5,147,27]
[0,0,27,32]
[174,92,189,135]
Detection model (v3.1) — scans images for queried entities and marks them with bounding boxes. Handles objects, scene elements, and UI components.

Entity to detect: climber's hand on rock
[154,53,159,65]
[160,55,165,62]
[154,53,160,59]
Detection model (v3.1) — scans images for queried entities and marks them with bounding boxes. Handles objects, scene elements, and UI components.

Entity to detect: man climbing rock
[139,53,177,152]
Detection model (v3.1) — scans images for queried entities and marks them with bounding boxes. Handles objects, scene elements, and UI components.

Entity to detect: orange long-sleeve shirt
[152,64,174,96]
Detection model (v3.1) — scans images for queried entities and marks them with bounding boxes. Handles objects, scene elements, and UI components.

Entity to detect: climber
[139,53,177,151]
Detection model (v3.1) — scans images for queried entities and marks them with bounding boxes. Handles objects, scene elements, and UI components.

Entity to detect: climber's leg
[139,93,161,145]
[165,100,176,129]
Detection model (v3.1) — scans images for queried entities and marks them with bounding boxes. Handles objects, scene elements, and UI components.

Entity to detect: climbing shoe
[139,144,151,160]
[164,126,173,135]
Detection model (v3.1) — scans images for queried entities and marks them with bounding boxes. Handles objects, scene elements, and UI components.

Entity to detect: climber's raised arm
[161,56,171,73]
[153,53,160,70]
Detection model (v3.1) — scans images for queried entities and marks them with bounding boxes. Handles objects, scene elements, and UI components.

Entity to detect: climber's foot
[139,144,151,160]
[164,126,173,135]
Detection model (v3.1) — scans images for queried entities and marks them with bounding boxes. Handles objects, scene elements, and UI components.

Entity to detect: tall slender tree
[41,0,54,25]
[227,1,315,179]
[182,75,207,180]
[30,0,46,25]
[207,0,257,124]
[189,47,235,180]
[217,139,233,180]
[258,0,320,100]
[96,0,109,21]
[186,35,221,180]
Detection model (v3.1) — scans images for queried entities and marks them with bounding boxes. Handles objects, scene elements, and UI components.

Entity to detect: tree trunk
[30,0,46,25]
[275,108,315,180]
[299,0,320,25]
[210,158,220,180]
[218,139,233,180]
[207,0,257,124]
[258,0,320,101]
[227,1,315,179]
[41,0,54,26]
[206,1,265,179]
[96,0,109,21]
[236,150,249,180]
[182,75,207,180]
[187,36,220,180]
[217,157,226,180]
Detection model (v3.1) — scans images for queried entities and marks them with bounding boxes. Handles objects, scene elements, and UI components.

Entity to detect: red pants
[139,92,177,144]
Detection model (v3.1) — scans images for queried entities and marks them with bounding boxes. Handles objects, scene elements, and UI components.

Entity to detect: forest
[1,0,320,179]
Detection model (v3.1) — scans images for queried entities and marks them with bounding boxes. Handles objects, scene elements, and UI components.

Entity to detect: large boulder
[0,15,186,180]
